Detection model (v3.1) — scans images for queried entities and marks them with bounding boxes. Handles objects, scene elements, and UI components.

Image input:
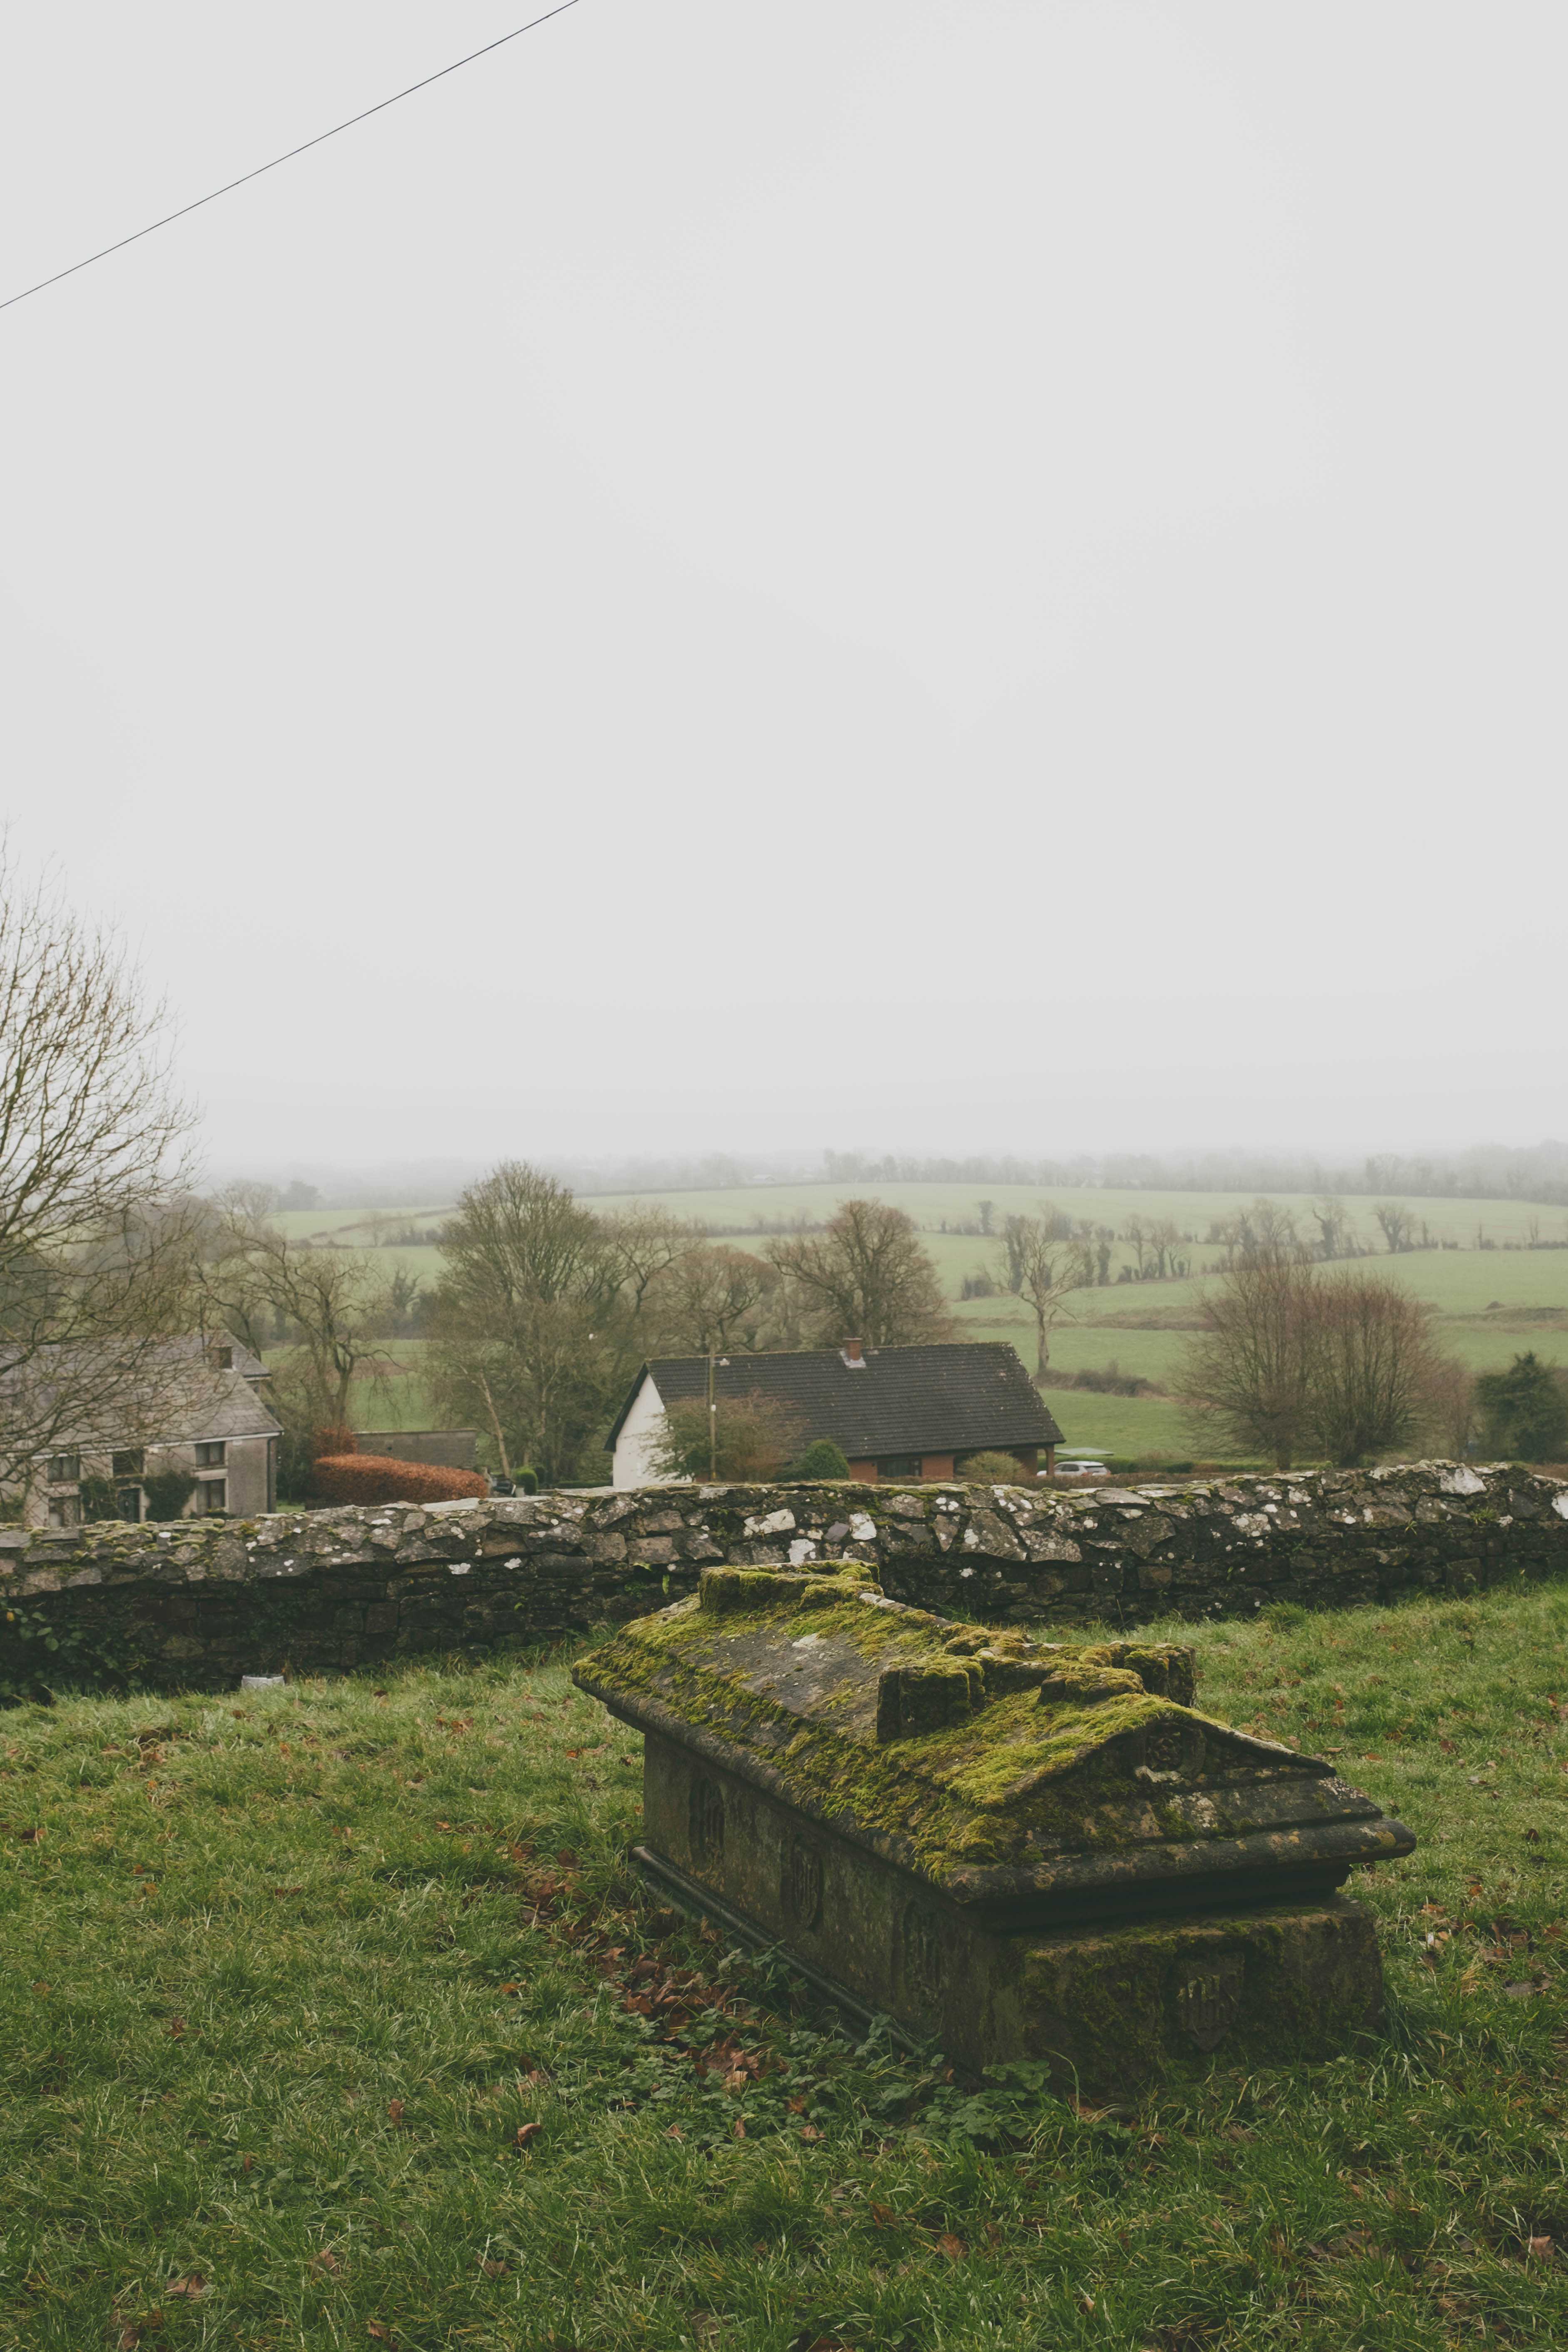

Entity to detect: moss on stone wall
[1,1462,1565,1700]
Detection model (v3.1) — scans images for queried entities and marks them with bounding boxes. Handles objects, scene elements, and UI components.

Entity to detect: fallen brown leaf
[936,2233,967,2261]
[799,2123,823,2143]
[311,2250,342,2273]
[481,2257,509,2277]
[870,2203,897,2230]
[1528,2234,1555,2260]
[386,2100,405,2126]
[515,2121,543,2148]
[166,2273,207,2298]
[367,2327,396,2347]
[166,2018,187,2040]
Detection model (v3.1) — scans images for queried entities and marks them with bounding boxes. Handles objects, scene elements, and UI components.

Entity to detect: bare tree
[1372,1201,1416,1254]
[1418,1353,1476,1461]
[1209,1200,1300,1272]
[1178,1251,1321,1469]
[645,1243,777,1354]
[598,1204,693,1324]
[1309,1195,1350,1260]
[1005,1213,1093,1377]
[1305,1271,1444,1465]
[1182,1245,1453,1470]
[0,851,201,1506]
[432,1162,625,1484]
[202,1194,395,1432]
[768,1200,952,1349]
[1147,1217,1183,1279]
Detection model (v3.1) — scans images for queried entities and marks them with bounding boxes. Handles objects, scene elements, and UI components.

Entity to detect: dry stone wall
[3,1461,1567,1696]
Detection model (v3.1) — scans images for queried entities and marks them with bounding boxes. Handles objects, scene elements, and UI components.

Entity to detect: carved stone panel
[1174,1952,1244,2053]
[687,1775,725,1869]
[782,1835,824,1932]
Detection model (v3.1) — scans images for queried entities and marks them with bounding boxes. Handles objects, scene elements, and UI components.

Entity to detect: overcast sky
[2,2,1563,1177]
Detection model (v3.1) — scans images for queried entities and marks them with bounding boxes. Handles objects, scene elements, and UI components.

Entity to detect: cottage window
[47,1495,80,1529]
[46,1451,80,1484]
[195,1441,226,1468]
[211,1344,234,1371]
[112,1449,144,1478]
[199,1478,227,1513]
[878,1455,922,1481]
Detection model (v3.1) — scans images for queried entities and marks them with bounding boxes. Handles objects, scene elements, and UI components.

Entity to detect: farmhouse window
[877,1454,922,1480]
[47,1496,80,1529]
[112,1449,144,1478]
[211,1344,234,1370]
[199,1478,227,1513]
[46,1451,80,1483]
[115,1485,143,1523]
[195,1441,226,1468]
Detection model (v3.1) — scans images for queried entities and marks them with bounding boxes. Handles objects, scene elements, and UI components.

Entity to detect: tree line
[825,1143,1568,1208]
[201,1174,956,1491]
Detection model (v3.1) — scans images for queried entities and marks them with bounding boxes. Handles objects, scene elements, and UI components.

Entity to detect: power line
[0,1,583,316]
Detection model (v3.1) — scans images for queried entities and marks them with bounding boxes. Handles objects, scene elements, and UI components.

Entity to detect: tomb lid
[574,1566,1416,1919]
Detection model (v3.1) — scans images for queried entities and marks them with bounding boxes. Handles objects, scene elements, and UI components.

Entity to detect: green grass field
[3,1581,1567,2350]
[580,1181,1568,1258]
[271,1184,1568,1468]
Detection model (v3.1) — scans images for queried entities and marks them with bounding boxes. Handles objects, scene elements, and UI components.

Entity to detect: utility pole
[707,1349,717,1482]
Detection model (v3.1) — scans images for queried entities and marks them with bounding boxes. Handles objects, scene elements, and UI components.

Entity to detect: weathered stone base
[1001,1899,1383,2091]
[639,1728,1385,2091]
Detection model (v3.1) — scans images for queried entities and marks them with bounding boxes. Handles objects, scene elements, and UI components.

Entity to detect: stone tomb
[574,1565,1416,2091]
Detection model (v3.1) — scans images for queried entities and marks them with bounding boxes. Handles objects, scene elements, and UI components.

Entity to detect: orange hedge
[309,1455,490,1507]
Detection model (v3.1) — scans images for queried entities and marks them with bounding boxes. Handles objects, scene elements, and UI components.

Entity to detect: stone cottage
[22,1334,282,1528]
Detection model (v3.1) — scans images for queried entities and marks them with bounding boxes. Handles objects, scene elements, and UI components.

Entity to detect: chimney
[841,1336,865,1369]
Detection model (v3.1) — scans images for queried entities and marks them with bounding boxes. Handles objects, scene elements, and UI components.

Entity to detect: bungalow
[607,1338,1064,1489]
[22,1334,283,1529]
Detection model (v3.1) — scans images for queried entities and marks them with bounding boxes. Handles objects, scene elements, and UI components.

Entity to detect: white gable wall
[612,1371,674,1489]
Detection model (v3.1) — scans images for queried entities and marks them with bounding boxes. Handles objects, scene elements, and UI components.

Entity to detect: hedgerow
[309,1453,489,1506]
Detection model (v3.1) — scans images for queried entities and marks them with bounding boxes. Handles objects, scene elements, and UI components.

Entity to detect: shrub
[515,1467,540,1494]
[781,1439,851,1482]
[648,1392,806,1483]
[143,1469,197,1522]
[309,1455,490,1507]
[1475,1352,1568,1462]
[312,1425,357,1459]
[957,1449,1031,1483]
[78,1476,121,1521]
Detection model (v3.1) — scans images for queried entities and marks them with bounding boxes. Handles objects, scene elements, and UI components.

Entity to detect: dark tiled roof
[608,1342,1063,1458]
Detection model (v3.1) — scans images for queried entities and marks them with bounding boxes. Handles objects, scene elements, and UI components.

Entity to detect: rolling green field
[3,1582,1567,2350]
[276,1184,1568,1468]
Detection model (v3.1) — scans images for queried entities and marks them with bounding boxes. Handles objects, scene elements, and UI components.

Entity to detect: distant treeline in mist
[230,1140,1568,1215]
[820,1142,1568,1206]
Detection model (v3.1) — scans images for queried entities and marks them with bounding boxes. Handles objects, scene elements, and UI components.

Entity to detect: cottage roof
[15,1336,282,1452]
[608,1341,1064,1458]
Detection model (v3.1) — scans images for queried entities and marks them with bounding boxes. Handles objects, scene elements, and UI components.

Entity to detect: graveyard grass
[3,1585,1567,2350]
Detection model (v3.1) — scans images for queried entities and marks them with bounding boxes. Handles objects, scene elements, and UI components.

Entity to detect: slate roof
[608,1342,1063,1460]
[13,1336,282,1453]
